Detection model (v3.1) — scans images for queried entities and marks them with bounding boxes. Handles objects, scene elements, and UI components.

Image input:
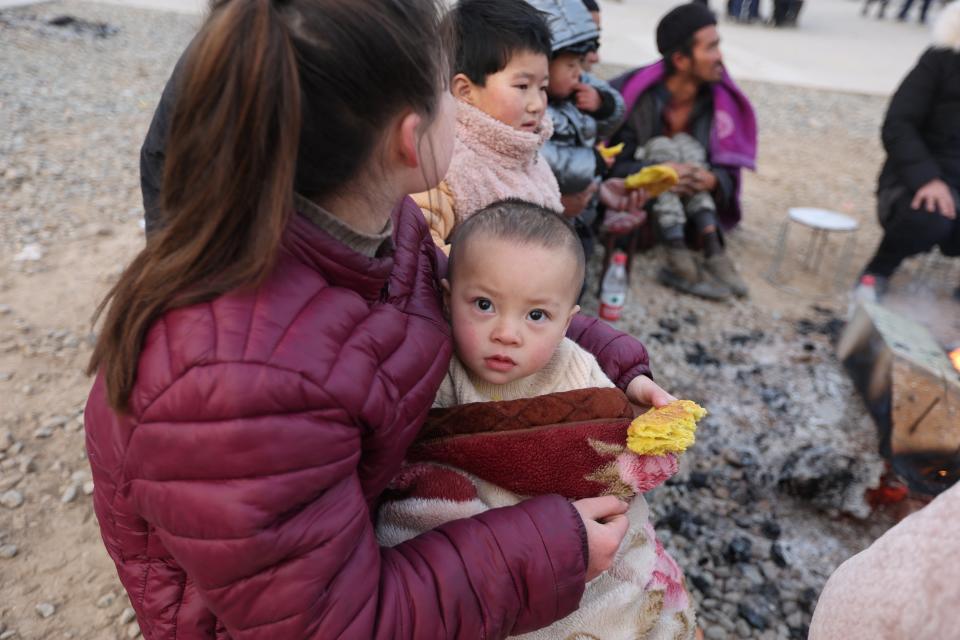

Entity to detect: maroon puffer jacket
[84,197,652,640]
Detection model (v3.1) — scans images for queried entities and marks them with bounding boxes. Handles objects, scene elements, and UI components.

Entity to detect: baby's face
[444,235,580,386]
[459,50,549,133]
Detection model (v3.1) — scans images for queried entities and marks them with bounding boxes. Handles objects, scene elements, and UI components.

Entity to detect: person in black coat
[858,3,960,301]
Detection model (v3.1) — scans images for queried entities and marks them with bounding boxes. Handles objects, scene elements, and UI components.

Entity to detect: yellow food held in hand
[624,164,679,197]
[598,142,625,160]
[626,400,706,456]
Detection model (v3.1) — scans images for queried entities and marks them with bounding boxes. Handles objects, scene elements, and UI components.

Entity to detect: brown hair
[88,0,451,412]
[447,199,586,299]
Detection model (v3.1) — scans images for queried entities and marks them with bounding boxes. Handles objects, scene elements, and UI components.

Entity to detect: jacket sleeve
[881,48,943,192]
[567,315,652,388]
[582,73,626,141]
[411,182,457,254]
[127,363,586,639]
[542,107,601,194]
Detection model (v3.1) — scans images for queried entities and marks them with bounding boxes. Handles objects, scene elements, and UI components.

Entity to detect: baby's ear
[440,278,452,315]
[564,304,581,332]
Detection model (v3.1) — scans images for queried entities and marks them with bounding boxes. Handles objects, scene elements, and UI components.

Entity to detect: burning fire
[950,348,960,374]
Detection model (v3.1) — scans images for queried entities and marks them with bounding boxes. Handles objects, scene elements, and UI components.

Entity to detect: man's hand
[572,496,630,582]
[560,182,599,219]
[599,178,648,215]
[912,179,956,219]
[573,82,603,113]
[669,163,717,197]
[625,375,677,413]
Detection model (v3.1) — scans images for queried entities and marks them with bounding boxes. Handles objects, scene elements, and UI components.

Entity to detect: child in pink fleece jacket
[413,0,561,253]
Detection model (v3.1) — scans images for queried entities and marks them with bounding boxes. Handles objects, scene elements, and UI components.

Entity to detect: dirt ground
[1,3,958,640]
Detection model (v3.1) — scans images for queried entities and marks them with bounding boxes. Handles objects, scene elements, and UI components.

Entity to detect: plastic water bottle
[599,251,628,322]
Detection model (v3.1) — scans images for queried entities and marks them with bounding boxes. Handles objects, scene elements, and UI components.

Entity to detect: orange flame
[951,348,960,373]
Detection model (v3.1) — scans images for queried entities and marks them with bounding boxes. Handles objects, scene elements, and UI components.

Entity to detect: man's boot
[658,246,731,300]
[703,253,749,298]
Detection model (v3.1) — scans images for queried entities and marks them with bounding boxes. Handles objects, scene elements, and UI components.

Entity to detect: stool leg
[625,229,639,287]
[766,218,792,282]
[598,234,615,296]
[834,232,857,292]
[803,228,820,271]
[812,229,830,275]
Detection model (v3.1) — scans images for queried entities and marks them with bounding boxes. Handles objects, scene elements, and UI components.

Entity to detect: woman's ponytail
[88,0,301,412]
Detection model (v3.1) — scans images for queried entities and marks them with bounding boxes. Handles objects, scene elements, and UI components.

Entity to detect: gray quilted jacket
[542,73,626,196]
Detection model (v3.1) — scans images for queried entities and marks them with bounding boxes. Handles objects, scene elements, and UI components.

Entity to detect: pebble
[61,484,78,504]
[34,426,53,439]
[786,611,805,628]
[35,602,56,618]
[118,607,136,625]
[126,622,141,638]
[96,593,115,609]
[0,543,18,558]
[1,489,24,509]
[0,430,12,452]
[705,627,727,640]
[83,480,95,495]
[13,243,44,262]
[0,631,15,640]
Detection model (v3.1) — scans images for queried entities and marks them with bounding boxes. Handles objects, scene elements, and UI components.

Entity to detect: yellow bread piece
[598,142,625,160]
[626,399,706,456]
[623,164,679,197]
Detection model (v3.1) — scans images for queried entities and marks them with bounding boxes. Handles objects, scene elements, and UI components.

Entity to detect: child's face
[547,52,584,100]
[454,50,549,132]
[443,234,580,386]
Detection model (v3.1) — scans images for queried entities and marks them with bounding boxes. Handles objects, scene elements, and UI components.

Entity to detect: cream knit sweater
[434,337,614,408]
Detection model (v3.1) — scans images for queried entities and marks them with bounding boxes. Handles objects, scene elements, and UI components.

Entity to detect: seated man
[608,3,757,301]
[856,3,960,302]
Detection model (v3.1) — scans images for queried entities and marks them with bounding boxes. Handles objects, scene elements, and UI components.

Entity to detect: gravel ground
[0,3,937,639]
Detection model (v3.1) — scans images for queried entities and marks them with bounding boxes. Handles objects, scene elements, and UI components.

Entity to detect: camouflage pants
[644,133,716,240]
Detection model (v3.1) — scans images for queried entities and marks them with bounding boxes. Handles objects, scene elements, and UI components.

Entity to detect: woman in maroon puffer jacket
[84,1,672,638]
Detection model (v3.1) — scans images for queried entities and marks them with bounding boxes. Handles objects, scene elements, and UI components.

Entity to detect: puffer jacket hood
[526,0,598,53]
[933,0,960,51]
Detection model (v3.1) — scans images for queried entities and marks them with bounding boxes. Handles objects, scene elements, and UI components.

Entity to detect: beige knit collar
[455,100,553,169]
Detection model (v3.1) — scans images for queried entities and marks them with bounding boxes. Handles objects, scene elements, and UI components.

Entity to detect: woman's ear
[395,110,423,169]
[451,73,475,104]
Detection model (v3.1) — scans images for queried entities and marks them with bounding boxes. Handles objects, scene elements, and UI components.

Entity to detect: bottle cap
[860,274,875,286]
[612,251,627,266]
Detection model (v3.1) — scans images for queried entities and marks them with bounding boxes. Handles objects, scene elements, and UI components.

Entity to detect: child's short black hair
[448,199,586,302]
[452,0,552,86]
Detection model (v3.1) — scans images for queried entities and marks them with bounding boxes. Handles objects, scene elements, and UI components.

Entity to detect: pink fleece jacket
[413,100,562,250]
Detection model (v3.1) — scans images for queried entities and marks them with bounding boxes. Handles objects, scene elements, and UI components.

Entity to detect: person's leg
[673,133,723,259]
[863,188,956,277]
[644,136,727,298]
[897,0,914,20]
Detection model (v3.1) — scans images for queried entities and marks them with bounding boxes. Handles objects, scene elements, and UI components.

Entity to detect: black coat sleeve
[140,48,191,235]
[881,48,944,192]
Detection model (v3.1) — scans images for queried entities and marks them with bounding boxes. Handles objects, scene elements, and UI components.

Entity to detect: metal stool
[765,207,860,294]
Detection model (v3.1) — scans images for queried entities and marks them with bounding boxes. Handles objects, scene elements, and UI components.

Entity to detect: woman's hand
[625,375,677,412]
[912,178,956,219]
[572,496,630,582]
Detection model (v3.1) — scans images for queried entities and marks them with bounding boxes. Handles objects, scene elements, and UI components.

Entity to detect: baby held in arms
[379,200,701,639]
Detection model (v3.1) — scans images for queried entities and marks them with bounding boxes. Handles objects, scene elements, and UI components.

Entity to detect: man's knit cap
[656,3,717,55]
